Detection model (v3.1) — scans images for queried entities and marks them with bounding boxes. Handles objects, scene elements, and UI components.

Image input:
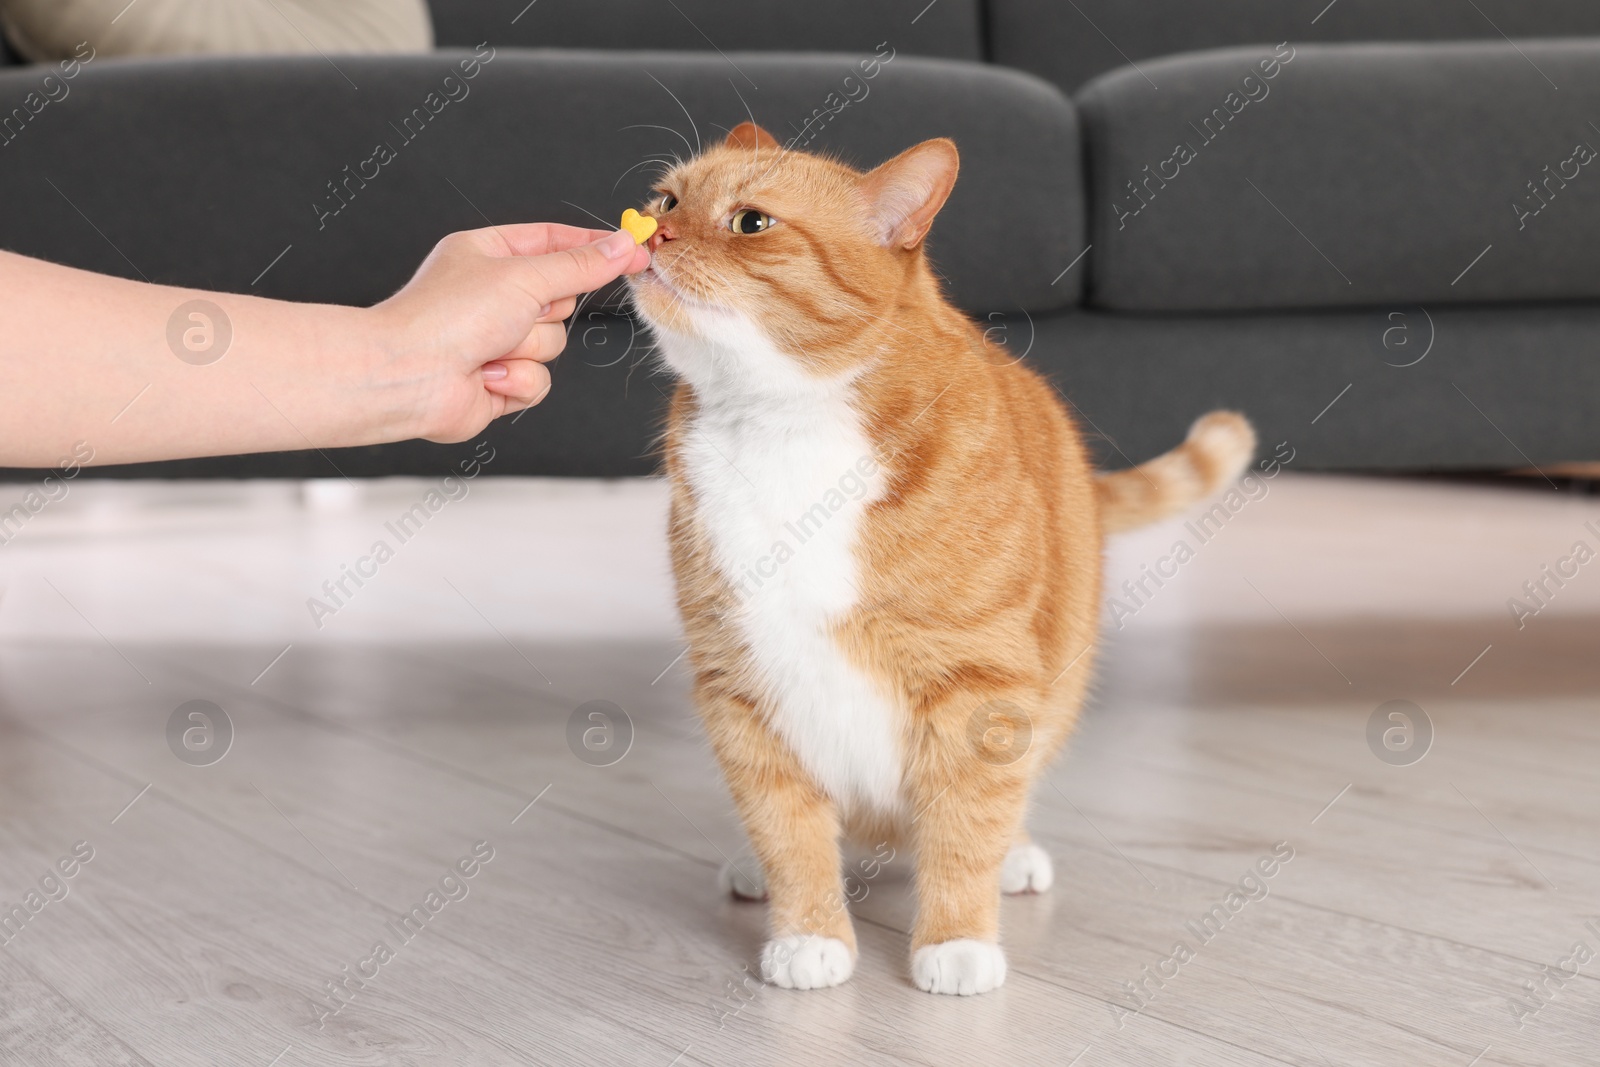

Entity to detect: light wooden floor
[3,473,1599,1066]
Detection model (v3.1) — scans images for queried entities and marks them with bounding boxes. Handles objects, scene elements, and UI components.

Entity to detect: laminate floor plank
[0,725,699,1067]
[3,662,1294,1067]
[4,473,1599,1065]
[136,640,1600,968]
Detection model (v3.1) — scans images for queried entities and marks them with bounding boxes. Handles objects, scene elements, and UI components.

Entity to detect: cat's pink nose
[647,224,673,252]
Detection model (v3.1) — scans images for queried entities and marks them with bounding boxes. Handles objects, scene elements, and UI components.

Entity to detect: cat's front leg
[906,694,1035,995]
[699,685,857,990]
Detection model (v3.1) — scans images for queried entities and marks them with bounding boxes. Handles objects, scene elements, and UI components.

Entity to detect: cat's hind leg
[1001,832,1054,895]
[717,849,768,901]
[719,812,904,901]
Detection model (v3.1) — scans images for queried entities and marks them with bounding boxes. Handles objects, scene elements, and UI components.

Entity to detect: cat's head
[625,123,958,388]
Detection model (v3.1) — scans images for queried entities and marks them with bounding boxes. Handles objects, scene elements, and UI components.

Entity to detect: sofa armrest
[0,26,22,65]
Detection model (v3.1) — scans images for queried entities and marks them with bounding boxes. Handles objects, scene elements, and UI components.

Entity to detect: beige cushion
[0,0,433,61]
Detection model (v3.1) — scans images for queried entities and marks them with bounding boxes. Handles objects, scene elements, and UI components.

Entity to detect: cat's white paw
[1000,843,1054,894]
[912,939,1008,995]
[760,935,855,990]
[717,856,767,901]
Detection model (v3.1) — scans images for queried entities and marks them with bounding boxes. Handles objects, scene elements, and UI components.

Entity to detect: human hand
[369,223,650,443]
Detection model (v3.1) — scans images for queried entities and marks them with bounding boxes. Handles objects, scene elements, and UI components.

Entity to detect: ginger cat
[626,123,1255,995]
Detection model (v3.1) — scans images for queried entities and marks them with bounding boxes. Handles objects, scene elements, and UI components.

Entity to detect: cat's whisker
[612,154,677,194]
[626,337,666,390]
[747,119,814,185]
[750,146,790,186]
[621,122,696,160]
[658,287,696,326]
[729,77,759,155]
[559,199,616,230]
[654,248,712,304]
[682,261,759,314]
[637,263,698,330]
[643,71,701,153]
[565,262,638,342]
[566,287,604,341]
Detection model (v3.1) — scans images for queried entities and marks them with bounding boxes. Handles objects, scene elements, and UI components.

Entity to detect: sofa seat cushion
[1079,40,1600,313]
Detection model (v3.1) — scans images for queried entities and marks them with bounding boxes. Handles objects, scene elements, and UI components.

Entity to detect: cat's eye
[729,209,773,235]
[659,193,678,211]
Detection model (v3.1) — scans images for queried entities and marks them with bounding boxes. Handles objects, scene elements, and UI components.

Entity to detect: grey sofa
[4,0,1600,480]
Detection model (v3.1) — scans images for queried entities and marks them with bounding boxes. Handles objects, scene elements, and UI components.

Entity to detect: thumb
[516,230,641,305]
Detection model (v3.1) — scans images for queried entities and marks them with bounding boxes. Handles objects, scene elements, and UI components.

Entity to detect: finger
[504,321,570,364]
[537,296,578,323]
[482,359,551,404]
[473,222,614,258]
[511,231,648,307]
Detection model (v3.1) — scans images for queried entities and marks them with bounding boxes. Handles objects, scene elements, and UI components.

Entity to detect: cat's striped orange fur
[627,123,1255,995]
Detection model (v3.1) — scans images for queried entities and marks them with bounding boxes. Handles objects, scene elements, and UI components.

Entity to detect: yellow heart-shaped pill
[620,207,657,244]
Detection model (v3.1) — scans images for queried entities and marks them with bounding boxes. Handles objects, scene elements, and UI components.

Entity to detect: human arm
[0,223,649,468]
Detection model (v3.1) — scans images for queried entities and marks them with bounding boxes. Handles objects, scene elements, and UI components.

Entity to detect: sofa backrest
[428,0,984,61]
[0,51,1081,316]
[990,0,1600,92]
[1077,39,1600,313]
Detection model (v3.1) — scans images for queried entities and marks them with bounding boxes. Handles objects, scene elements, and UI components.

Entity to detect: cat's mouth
[634,255,718,311]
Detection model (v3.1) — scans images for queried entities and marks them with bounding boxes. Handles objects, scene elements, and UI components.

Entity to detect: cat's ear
[860,138,959,250]
[726,122,780,150]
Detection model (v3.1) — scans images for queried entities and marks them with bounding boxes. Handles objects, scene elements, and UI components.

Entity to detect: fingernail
[482,362,509,381]
[596,229,636,260]
[538,303,552,318]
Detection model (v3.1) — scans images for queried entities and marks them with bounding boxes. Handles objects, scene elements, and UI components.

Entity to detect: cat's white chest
[679,371,904,814]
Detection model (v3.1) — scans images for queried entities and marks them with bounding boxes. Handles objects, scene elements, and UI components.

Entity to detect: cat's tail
[1096,412,1257,535]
